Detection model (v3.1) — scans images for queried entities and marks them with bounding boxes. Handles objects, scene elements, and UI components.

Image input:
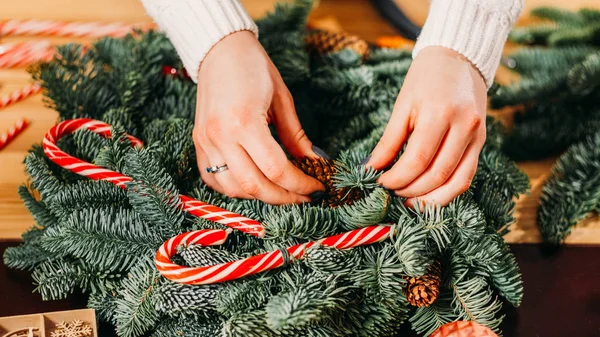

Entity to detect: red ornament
[430,321,498,337]
[161,65,191,80]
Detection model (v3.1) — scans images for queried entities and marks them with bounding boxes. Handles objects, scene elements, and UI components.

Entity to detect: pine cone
[293,157,362,207]
[430,321,498,337]
[403,259,442,307]
[305,30,369,60]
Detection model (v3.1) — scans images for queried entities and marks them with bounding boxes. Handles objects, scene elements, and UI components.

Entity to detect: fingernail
[312,146,331,160]
[309,190,329,202]
[359,154,371,166]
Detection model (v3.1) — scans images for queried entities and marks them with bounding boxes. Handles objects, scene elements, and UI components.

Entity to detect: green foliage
[4,1,529,336]
[538,132,600,244]
[113,260,161,337]
[496,7,600,244]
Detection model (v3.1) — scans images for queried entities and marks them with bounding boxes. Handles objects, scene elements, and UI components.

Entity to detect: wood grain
[1,0,599,243]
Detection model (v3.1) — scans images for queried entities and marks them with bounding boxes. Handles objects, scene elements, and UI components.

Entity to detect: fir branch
[451,276,503,333]
[32,259,121,301]
[48,180,128,221]
[265,274,354,331]
[25,153,63,200]
[302,246,361,275]
[216,279,276,317]
[223,309,278,337]
[40,207,163,272]
[311,49,364,69]
[504,46,595,76]
[502,102,600,160]
[474,146,529,199]
[263,205,339,240]
[179,245,241,267]
[155,281,220,317]
[72,129,110,162]
[353,245,405,306]
[338,188,391,229]
[93,127,133,172]
[18,185,57,229]
[538,132,600,244]
[414,203,453,253]
[151,317,223,337]
[366,48,412,64]
[531,6,586,25]
[114,260,161,337]
[445,197,486,243]
[549,22,600,46]
[567,51,600,95]
[353,298,409,337]
[508,24,558,45]
[409,292,455,336]
[88,289,119,324]
[391,216,430,277]
[311,67,374,92]
[124,148,185,237]
[3,227,55,270]
[333,161,381,190]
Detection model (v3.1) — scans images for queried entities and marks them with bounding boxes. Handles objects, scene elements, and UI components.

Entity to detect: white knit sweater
[141,0,523,87]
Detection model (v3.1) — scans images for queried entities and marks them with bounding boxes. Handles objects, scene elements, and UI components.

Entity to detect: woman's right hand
[193,31,326,205]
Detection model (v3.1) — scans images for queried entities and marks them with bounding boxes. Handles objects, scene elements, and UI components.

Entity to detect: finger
[201,137,255,200]
[220,143,311,205]
[404,139,483,207]
[195,143,224,193]
[394,126,471,198]
[271,90,316,159]
[364,101,411,169]
[378,116,448,190]
[240,122,325,196]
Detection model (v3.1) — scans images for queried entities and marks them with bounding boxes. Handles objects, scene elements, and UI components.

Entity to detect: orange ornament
[429,321,498,337]
[375,35,415,49]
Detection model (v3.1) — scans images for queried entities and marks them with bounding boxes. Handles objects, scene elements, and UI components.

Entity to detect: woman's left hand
[363,46,487,207]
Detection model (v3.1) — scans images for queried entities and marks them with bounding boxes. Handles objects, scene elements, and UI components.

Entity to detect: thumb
[271,90,318,159]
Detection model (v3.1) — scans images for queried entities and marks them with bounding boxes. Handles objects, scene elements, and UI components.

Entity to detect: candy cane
[43,118,394,284]
[0,19,151,38]
[0,118,29,150]
[0,41,54,68]
[0,83,42,110]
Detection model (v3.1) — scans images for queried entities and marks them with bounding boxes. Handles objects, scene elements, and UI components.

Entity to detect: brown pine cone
[403,259,442,307]
[305,30,369,60]
[293,157,362,207]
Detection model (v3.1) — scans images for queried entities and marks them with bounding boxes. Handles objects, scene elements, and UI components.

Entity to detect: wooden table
[1,0,600,243]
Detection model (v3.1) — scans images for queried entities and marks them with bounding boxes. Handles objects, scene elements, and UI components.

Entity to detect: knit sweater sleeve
[413,0,524,88]
[140,0,258,83]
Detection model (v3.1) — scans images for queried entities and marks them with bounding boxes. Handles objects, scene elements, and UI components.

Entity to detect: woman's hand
[364,46,487,206]
[194,31,325,204]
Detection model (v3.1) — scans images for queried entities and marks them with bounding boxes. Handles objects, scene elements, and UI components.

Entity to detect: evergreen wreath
[4,1,528,336]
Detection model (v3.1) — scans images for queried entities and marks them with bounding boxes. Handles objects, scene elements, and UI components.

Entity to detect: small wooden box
[0,309,97,337]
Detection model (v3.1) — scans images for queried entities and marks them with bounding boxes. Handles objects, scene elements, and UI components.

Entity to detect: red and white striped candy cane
[43,118,394,285]
[0,118,29,150]
[156,225,392,285]
[0,84,42,110]
[0,19,151,38]
[0,41,54,68]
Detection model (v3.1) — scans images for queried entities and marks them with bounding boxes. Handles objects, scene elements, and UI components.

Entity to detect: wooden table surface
[1,0,599,243]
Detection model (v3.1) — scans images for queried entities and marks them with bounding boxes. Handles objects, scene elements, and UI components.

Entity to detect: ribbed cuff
[413,0,522,88]
[142,0,258,82]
